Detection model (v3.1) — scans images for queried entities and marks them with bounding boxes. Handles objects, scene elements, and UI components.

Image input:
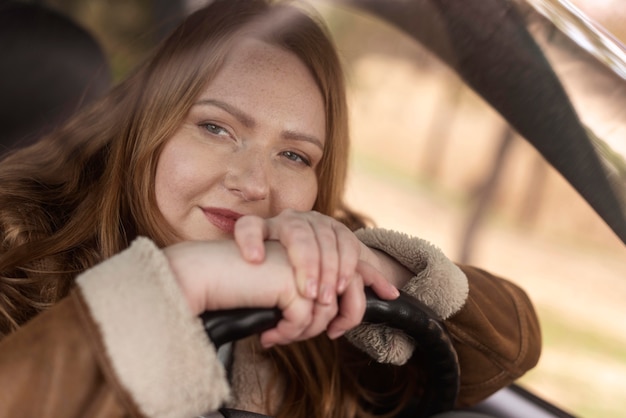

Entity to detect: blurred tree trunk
[421,78,464,178]
[458,126,515,264]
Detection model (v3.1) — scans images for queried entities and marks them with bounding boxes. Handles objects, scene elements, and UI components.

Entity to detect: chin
[181,228,233,242]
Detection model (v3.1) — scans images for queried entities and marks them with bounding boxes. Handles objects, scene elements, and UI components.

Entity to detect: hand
[234,209,398,300]
[233,209,400,338]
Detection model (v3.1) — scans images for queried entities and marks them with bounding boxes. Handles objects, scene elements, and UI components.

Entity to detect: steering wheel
[201,288,460,418]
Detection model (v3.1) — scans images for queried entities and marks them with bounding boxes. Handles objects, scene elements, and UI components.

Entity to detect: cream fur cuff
[77,237,229,418]
[346,228,469,365]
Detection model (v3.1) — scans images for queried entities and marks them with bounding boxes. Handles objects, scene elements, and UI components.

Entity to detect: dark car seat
[0,1,111,155]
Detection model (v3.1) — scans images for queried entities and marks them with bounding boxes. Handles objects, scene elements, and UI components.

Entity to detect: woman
[0,1,541,417]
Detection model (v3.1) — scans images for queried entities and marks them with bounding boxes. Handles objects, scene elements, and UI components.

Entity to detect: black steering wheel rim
[201,288,459,417]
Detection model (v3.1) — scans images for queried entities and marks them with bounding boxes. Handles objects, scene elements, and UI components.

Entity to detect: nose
[224,147,270,202]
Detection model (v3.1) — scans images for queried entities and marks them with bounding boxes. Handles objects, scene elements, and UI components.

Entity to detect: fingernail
[247,248,260,261]
[320,284,333,305]
[337,276,348,293]
[306,278,318,299]
[391,285,400,297]
[327,329,345,340]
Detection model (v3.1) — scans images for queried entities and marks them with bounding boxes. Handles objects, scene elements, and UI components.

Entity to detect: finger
[274,214,321,299]
[310,218,340,305]
[327,273,366,339]
[260,323,297,348]
[299,300,339,341]
[357,260,400,300]
[234,215,268,263]
[259,299,314,347]
[333,223,361,294]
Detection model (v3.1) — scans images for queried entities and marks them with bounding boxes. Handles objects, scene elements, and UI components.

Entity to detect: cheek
[154,140,204,216]
[154,153,180,220]
[274,174,319,213]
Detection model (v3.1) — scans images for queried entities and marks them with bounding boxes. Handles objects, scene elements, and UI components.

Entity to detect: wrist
[362,243,413,288]
[164,240,295,315]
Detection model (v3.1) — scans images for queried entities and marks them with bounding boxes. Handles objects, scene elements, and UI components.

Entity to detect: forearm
[0,238,230,418]
[446,265,542,407]
[0,292,140,417]
[348,227,541,407]
[367,247,414,289]
[347,228,468,364]
[164,239,296,314]
[355,227,468,320]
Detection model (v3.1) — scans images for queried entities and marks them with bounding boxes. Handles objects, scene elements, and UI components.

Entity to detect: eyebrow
[195,98,324,151]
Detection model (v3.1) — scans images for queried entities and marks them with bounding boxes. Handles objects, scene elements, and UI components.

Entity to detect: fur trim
[345,324,417,366]
[77,237,230,417]
[345,228,469,365]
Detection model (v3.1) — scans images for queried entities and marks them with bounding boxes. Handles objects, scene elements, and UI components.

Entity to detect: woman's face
[155,38,326,241]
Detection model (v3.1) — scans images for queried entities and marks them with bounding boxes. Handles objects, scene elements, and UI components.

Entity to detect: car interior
[1,0,623,417]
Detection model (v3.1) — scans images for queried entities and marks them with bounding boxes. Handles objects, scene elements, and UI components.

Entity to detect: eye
[201,123,231,137]
[281,151,311,166]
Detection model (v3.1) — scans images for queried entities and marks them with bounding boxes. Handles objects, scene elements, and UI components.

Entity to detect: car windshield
[314,1,625,416]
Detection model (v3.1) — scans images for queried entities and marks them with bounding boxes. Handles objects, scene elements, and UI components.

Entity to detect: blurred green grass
[520,307,626,417]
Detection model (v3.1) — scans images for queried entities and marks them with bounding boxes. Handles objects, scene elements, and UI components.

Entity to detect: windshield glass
[525,0,626,207]
[316,1,626,416]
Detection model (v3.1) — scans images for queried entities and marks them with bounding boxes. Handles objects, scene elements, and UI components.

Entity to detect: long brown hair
[0,1,414,416]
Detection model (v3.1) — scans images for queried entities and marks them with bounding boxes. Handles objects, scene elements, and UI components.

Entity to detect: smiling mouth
[202,208,243,234]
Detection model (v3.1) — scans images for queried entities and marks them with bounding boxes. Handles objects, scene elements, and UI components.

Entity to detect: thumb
[234,215,270,263]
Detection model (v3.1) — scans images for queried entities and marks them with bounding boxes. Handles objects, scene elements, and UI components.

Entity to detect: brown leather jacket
[0,233,541,417]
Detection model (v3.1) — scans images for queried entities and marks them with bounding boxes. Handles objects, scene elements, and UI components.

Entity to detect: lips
[202,207,243,234]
